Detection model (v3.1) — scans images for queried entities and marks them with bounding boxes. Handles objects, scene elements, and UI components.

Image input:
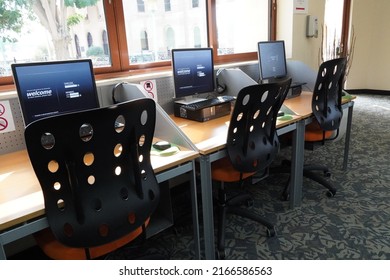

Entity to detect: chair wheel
[324,171,331,177]
[281,192,290,201]
[266,227,276,237]
[216,249,226,260]
[246,199,254,207]
[326,190,336,197]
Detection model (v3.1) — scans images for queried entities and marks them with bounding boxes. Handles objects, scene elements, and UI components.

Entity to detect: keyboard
[181,95,236,111]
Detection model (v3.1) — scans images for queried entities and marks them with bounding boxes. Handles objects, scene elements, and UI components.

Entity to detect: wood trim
[270,0,277,40]
[340,0,352,56]
[93,0,122,74]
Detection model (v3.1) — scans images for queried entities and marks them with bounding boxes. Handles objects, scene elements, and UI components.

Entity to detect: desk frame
[0,160,200,260]
[342,100,354,170]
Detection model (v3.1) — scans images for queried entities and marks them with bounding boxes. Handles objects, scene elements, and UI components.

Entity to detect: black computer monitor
[257,40,288,82]
[171,48,215,103]
[12,59,99,126]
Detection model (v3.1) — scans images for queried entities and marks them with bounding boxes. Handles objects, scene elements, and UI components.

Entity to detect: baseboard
[346,89,390,95]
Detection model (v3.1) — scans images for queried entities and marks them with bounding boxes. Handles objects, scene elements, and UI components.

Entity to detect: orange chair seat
[211,157,256,183]
[34,218,150,260]
[304,121,334,142]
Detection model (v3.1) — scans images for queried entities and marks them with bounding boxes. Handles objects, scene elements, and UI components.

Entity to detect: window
[164,0,172,12]
[194,27,201,48]
[0,0,112,84]
[87,32,93,48]
[214,0,269,56]
[141,31,149,50]
[137,0,145,12]
[0,0,274,86]
[192,0,200,8]
[324,0,352,61]
[120,0,208,67]
[102,30,109,55]
[166,27,175,51]
[75,35,82,58]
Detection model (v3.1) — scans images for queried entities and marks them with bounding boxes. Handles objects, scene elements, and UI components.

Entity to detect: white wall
[290,0,325,70]
[287,0,390,91]
[277,0,293,58]
[347,0,390,90]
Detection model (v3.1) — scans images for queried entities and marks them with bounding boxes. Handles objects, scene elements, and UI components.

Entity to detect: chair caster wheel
[216,249,226,260]
[281,192,290,201]
[326,190,336,197]
[266,227,276,237]
[324,171,331,178]
[246,199,254,207]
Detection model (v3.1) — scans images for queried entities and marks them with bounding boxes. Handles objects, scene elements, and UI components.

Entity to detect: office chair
[211,79,291,259]
[281,57,347,199]
[24,98,160,259]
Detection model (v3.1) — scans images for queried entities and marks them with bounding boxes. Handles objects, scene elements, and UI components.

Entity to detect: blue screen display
[171,48,215,99]
[12,59,99,125]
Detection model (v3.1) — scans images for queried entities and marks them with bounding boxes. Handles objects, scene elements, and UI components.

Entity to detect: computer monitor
[12,59,99,126]
[171,48,215,103]
[257,40,288,83]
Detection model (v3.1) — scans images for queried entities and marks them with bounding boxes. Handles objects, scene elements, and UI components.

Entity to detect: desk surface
[0,148,198,231]
[171,108,302,155]
[283,91,355,118]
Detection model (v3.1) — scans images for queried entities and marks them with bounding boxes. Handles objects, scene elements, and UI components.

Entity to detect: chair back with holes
[226,79,291,173]
[24,98,159,248]
[312,57,347,131]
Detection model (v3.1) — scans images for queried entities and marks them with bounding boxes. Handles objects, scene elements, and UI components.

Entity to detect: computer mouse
[153,141,171,151]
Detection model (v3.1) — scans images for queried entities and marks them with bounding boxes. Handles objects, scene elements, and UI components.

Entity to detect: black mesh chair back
[226,79,292,174]
[25,98,159,248]
[312,57,347,131]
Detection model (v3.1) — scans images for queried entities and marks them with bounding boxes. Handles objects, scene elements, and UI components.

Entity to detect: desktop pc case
[174,101,231,122]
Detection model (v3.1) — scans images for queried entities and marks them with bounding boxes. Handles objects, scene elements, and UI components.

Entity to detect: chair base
[215,186,276,259]
[270,160,337,200]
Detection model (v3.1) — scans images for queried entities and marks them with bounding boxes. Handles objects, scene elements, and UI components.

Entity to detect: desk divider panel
[216,68,258,97]
[0,97,27,154]
[113,83,198,152]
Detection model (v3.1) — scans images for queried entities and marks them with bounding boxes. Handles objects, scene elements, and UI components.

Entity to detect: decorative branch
[319,24,357,85]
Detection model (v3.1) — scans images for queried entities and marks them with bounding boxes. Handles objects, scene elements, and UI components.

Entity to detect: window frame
[0,0,276,87]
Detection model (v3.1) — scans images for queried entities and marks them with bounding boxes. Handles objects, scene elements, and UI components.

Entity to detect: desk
[172,111,305,260]
[0,148,200,259]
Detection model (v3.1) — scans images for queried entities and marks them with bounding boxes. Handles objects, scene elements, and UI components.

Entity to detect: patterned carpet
[14,94,390,260]
[113,93,389,260]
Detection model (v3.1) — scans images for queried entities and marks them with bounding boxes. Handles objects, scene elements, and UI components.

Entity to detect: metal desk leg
[0,243,6,260]
[289,120,305,208]
[199,155,215,260]
[343,101,354,170]
[189,161,201,259]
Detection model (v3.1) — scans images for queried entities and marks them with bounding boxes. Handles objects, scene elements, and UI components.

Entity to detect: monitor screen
[257,41,287,81]
[171,48,215,100]
[12,59,99,126]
